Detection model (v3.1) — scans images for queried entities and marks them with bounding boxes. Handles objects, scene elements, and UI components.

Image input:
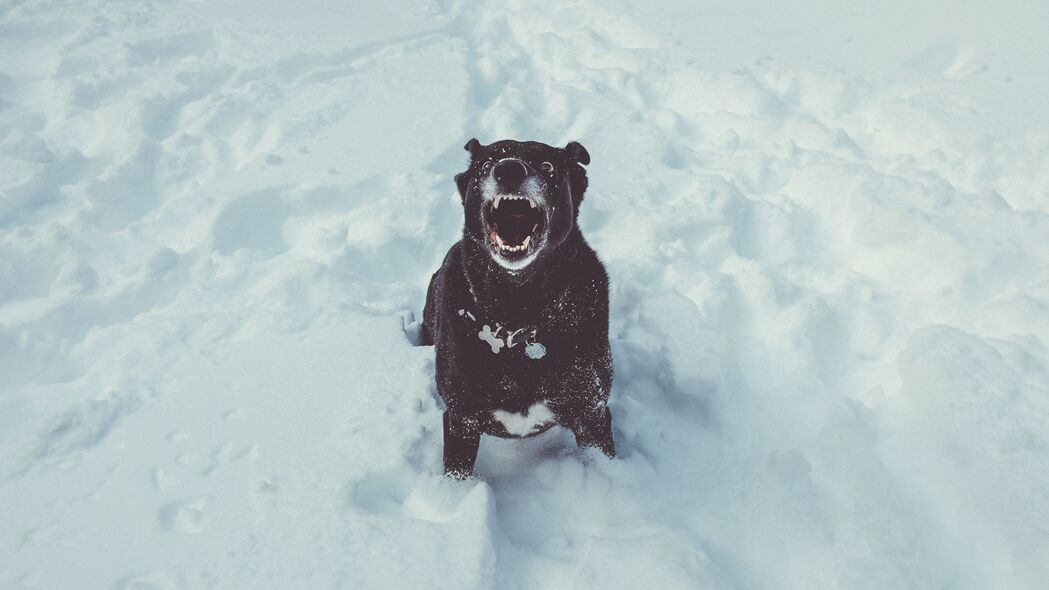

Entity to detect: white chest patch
[492,401,554,436]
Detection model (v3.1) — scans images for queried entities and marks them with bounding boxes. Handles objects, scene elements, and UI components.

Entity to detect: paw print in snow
[478,325,504,354]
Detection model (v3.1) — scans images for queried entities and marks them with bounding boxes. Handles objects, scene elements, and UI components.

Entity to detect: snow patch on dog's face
[480,173,546,204]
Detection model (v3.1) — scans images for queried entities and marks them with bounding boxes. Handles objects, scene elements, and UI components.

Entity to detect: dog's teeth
[529,198,537,209]
[532,224,538,233]
[493,196,501,209]
[523,235,531,248]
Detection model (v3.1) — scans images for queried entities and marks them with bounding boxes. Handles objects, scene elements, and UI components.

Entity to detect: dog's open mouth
[486,195,545,260]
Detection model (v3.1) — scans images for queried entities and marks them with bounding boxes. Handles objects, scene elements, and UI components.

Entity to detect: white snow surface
[2,0,1049,588]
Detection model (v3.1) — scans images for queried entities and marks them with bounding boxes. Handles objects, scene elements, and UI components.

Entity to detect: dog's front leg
[442,410,481,478]
[568,405,616,458]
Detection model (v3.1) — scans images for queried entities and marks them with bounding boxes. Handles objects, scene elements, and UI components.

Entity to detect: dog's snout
[494,159,529,185]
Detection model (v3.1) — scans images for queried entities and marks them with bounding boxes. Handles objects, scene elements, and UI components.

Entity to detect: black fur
[422,138,614,478]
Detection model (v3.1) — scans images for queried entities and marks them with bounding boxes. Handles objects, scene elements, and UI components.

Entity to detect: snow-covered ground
[2,0,1048,587]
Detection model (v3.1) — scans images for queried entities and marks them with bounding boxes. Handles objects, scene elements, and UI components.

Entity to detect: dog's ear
[455,139,485,203]
[464,138,484,158]
[564,141,590,165]
[454,172,469,202]
[563,141,589,212]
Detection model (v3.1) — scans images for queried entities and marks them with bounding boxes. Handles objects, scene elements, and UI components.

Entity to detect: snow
[1,0,1048,588]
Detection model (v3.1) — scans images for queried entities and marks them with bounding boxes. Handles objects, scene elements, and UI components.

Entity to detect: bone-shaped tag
[478,325,504,354]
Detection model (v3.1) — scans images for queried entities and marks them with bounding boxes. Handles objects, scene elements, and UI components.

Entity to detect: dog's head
[455,138,590,271]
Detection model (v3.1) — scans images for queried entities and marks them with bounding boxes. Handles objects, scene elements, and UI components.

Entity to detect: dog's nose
[494,159,529,185]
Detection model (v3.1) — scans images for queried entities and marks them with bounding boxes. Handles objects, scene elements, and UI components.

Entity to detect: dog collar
[456,307,547,360]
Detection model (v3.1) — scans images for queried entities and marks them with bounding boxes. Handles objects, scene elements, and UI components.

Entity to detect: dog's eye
[540,162,554,174]
[480,161,493,174]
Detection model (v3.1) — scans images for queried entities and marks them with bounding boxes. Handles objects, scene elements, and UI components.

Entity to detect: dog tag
[478,325,504,354]
[525,342,546,360]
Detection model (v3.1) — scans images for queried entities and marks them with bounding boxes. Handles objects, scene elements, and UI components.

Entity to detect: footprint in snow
[201,442,258,476]
[351,468,491,524]
[158,498,209,534]
[114,571,181,590]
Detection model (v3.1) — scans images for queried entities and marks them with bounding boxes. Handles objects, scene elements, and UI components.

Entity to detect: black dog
[421,138,615,478]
